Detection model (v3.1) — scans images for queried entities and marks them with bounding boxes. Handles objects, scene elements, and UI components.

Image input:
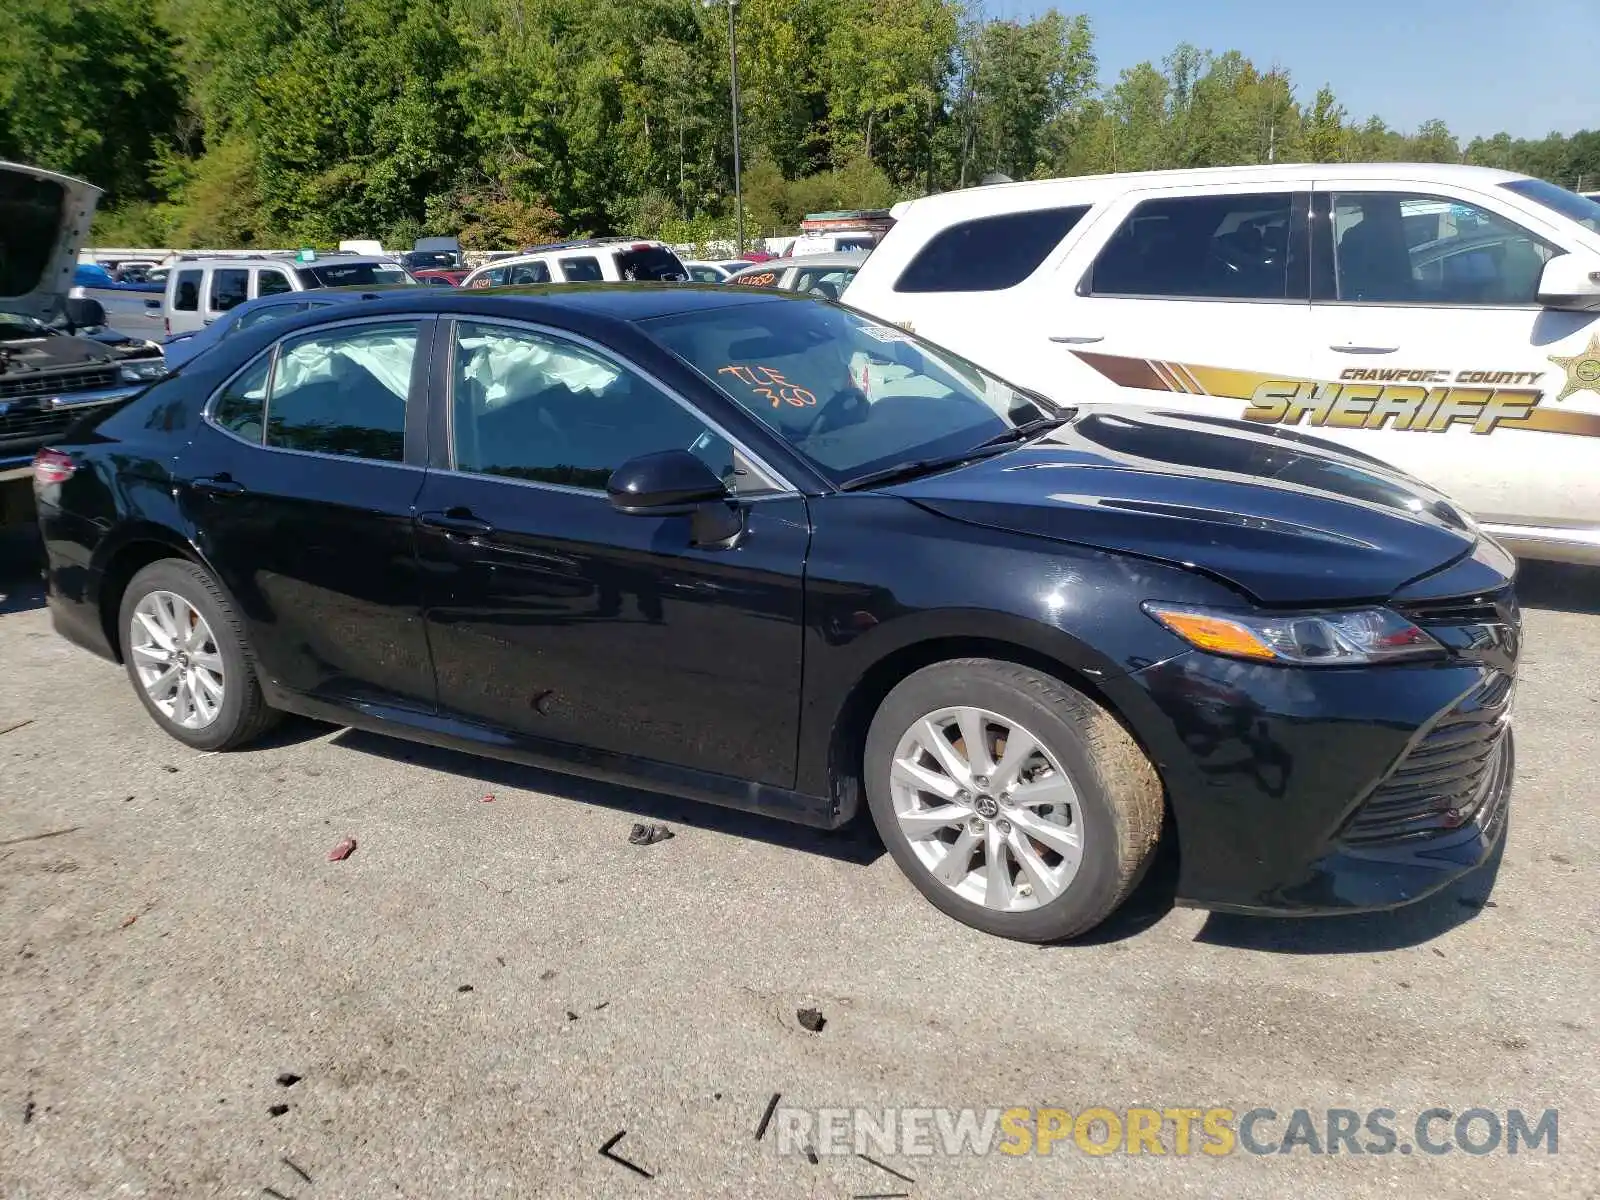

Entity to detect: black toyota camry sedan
[32,285,1518,941]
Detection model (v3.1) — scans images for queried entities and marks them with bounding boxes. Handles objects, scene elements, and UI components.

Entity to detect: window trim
[201,314,434,468]
[1310,187,1560,311]
[437,315,797,499]
[1077,190,1311,304]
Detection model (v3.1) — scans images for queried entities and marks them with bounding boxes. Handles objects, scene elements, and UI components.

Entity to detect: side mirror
[63,296,107,330]
[1537,253,1600,311]
[607,449,728,516]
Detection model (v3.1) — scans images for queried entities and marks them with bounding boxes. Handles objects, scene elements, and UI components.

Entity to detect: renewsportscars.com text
[775,1105,1559,1158]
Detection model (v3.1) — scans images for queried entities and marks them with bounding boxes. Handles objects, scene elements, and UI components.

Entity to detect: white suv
[844,164,1600,564]
[164,254,415,336]
[460,239,688,288]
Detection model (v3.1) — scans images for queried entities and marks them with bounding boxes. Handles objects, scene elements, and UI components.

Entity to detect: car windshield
[297,263,415,287]
[1502,179,1600,234]
[645,299,1055,483]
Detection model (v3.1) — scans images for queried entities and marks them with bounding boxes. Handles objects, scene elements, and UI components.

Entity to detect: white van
[163,254,415,335]
[459,238,688,288]
[844,164,1600,564]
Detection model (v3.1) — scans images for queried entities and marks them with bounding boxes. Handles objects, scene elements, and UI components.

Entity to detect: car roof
[268,282,793,324]
[742,252,868,272]
[890,162,1536,222]
[171,255,397,269]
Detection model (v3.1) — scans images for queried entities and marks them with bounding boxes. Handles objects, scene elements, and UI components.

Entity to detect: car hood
[0,162,102,323]
[887,405,1483,605]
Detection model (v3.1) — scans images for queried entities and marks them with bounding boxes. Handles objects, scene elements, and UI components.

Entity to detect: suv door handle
[1050,334,1105,344]
[190,474,244,497]
[418,510,494,538]
[1329,343,1399,354]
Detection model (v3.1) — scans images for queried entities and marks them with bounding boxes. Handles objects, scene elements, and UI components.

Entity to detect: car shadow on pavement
[0,529,45,614]
[1515,561,1600,615]
[331,728,888,865]
[1192,833,1506,954]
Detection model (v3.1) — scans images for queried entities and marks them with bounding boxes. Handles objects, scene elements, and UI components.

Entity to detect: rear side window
[895,207,1089,293]
[256,269,294,297]
[213,353,271,441]
[174,270,202,311]
[508,261,552,284]
[265,322,419,461]
[1088,193,1298,300]
[559,256,603,282]
[616,246,688,281]
[209,269,249,313]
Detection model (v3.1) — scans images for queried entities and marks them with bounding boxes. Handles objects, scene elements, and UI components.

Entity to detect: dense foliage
[1,0,1596,248]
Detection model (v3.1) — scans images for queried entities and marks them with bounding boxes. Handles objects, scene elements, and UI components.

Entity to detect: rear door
[1305,179,1600,531]
[410,317,810,785]
[177,316,438,709]
[1040,182,1314,416]
[204,267,250,329]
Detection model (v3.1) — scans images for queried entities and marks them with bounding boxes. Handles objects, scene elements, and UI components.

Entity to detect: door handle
[1050,334,1105,344]
[418,510,494,538]
[1329,343,1399,354]
[190,474,244,497]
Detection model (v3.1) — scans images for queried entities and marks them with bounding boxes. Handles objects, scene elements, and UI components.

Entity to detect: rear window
[174,269,202,311]
[617,246,689,281]
[559,256,604,282]
[0,173,65,299]
[297,263,413,288]
[895,206,1090,293]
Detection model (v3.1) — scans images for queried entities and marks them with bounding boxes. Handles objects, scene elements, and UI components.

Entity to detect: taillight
[33,448,76,486]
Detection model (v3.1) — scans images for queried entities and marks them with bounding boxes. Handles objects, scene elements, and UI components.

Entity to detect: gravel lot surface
[1,528,1595,1198]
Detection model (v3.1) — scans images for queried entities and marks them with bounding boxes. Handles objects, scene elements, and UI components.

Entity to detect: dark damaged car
[31,284,1517,941]
[1,162,165,527]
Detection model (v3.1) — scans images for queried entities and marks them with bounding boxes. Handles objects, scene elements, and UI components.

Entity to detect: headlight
[1143,603,1442,665]
[120,359,168,383]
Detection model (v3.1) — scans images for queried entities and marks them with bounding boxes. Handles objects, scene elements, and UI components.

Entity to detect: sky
[1000,0,1597,141]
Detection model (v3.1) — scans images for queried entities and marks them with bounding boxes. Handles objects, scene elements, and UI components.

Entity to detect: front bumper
[1102,596,1517,915]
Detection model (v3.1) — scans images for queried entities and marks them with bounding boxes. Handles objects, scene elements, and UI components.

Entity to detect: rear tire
[118,559,278,751]
[864,658,1163,942]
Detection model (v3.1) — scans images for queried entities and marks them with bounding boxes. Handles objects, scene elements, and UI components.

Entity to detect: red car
[413,269,468,287]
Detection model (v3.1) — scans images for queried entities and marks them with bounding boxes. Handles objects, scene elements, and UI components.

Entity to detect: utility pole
[705,0,745,254]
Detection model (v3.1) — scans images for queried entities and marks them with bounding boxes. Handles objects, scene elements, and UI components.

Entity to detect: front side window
[256,269,294,297]
[646,299,1050,483]
[173,269,201,312]
[688,266,725,283]
[895,206,1090,293]
[558,256,604,282]
[508,261,552,285]
[264,322,418,460]
[793,267,857,300]
[451,321,733,490]
[209,269,249,313]
[1089,192,1297,300]
[1330,193,1556,306]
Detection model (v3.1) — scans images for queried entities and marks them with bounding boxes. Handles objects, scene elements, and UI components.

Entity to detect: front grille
[0,367,119,401]
[0,406,79,448]
[1341,671,1513,846]
[1394,586,1516,627]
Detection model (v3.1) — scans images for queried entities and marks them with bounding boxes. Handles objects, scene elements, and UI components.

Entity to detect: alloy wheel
[889,705,1084,912]
[129,590,225,730]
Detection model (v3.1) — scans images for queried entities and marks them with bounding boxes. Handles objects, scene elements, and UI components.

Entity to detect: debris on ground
[326,837,357,862]
[281,1157,313,1184]
[23,1096,35,1125]
[162,765,179,773]
[592,1001,609,1011]
[628,822,675,846]
[275,1073,301,1088]
[458,984,475,993]
[267,1104,289,1118]
[261,1187,292,1200]
[598,1131,653,1178]
[755,1092,781,1141]
[119,914,138,930]
[496,955,506,967]
[481,793,495,803]
[857,1152,915,1183]
[0,826,82,849]
[797,1007,827,1033]
[539,968,557,982]
[565,1010,578,1021]
[0,718,36,737]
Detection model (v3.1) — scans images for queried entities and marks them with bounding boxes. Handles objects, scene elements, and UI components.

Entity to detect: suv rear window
[617,246,688,281]
[1088,193,1299,300]
[297,263,411,288]
[895,206,1089,293]
[174,269,202,311]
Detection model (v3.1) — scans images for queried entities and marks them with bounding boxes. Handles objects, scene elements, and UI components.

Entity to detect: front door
[177,317,438,709]
[411,318,810,787]
[1303,182,1600,530]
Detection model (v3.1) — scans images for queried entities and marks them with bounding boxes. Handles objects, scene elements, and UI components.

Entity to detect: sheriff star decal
[1548,334,1600,402]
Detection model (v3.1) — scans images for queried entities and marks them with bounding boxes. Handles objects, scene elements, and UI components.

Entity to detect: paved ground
[1,527,1596,1198]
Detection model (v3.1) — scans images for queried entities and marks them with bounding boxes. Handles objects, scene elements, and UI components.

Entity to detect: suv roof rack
[516,236,659,255]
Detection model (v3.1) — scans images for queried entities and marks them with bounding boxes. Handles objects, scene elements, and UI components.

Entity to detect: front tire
[864,658,1163,942]
[118,559,278,751]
